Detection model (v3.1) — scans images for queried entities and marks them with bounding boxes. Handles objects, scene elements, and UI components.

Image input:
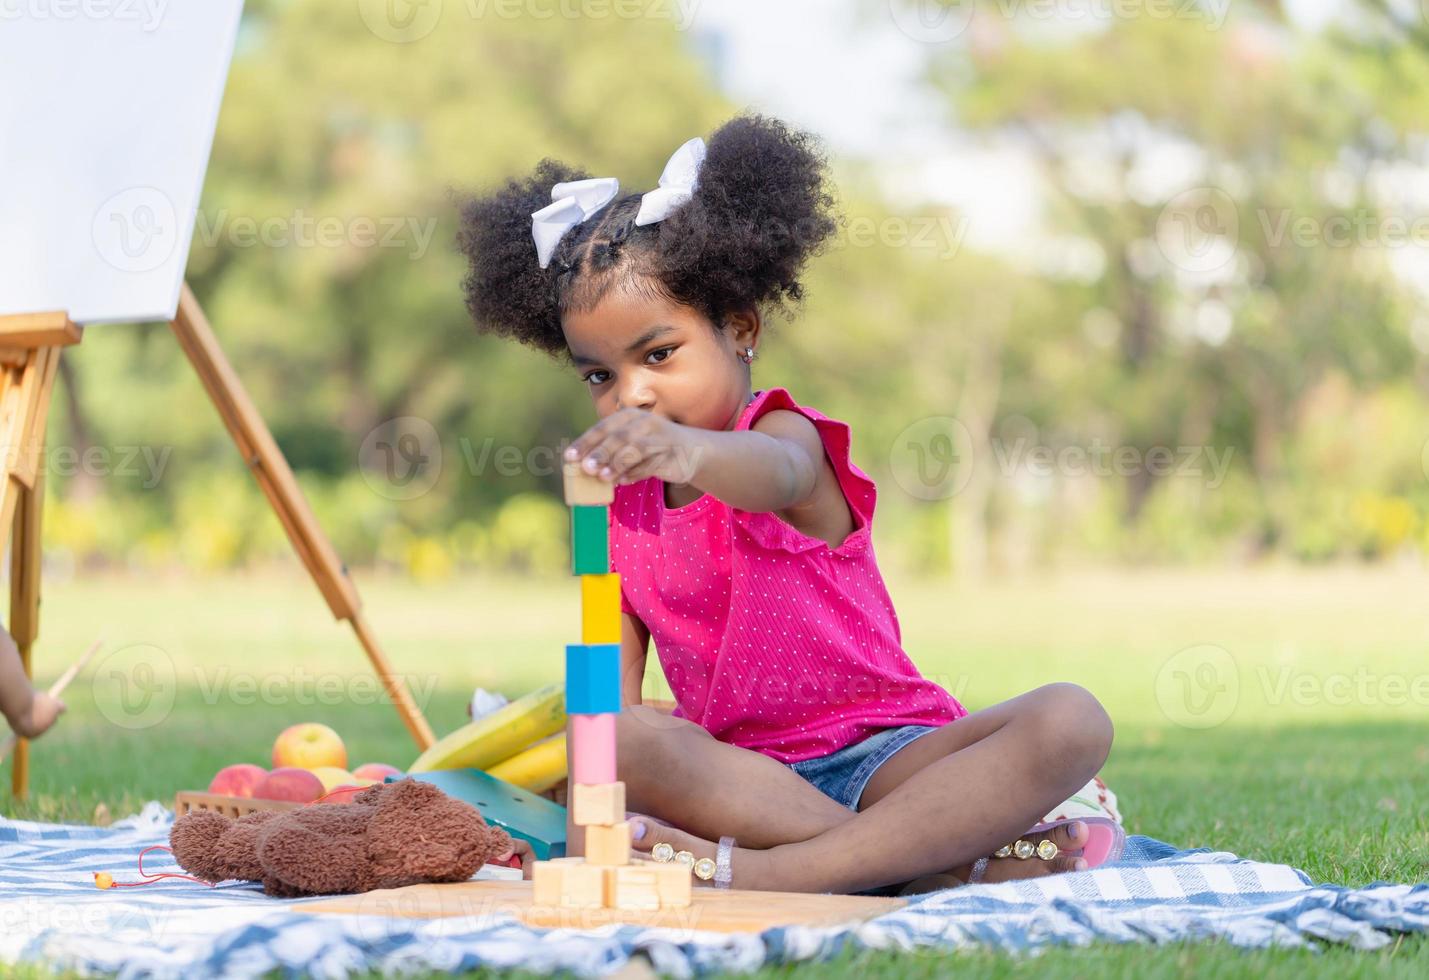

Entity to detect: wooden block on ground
[532,857,607,908]
[583,821,632,866]
[565,644,621,714]
[564,460,615,506]
[570,505,609,574]
[570,713,618,784]
[646,860,693,908]
[604,863,660,911]
[605,861,693,911]
[571,781,626,826]
[580,572,621,643]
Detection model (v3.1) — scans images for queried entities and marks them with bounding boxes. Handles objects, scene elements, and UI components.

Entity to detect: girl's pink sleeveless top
[609,387,965,763]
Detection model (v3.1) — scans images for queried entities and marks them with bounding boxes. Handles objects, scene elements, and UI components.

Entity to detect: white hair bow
[529,137,707,268]
[635,137,706,227]
[531,177,620,269]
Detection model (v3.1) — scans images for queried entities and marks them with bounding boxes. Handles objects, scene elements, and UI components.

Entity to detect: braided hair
[456,114,839,360]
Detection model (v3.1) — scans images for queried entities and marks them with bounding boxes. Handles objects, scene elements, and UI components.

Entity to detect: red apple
[253,767,325,803]
[351,762,402,783]
[272,723,347,770]
[207,763,268,798]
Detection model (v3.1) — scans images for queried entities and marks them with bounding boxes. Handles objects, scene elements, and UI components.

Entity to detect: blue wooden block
[565,642,621,714]
[395,769,567,859]
[570,505,608,574]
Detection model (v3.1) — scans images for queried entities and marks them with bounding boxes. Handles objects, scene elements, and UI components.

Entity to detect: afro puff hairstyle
[456,113,839,360]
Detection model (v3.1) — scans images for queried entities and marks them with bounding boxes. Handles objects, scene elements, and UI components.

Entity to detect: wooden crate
[174,791,303,818]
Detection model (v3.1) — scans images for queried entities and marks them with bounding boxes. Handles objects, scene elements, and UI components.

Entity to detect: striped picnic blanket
[2,801,1426,978]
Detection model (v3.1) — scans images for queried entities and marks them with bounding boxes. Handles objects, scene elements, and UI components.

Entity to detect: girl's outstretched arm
[565,407,851,538]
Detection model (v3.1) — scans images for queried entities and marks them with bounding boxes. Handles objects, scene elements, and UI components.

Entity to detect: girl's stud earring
[742,346,756,363]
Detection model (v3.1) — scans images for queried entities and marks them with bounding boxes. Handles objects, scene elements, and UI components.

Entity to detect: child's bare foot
[6,691,66,739]
[626,813,727,886]
[946,820,1091,886]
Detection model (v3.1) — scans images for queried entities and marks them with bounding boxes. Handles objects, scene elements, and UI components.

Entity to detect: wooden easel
[2,285,436,799]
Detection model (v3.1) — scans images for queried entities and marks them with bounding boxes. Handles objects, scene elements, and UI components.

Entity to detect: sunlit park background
[5,0,1429,971]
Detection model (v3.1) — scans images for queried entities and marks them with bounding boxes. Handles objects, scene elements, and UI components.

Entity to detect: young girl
[458,114,1121,894]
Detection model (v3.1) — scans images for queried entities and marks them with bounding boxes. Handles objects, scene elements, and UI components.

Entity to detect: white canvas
[0,1,245,325]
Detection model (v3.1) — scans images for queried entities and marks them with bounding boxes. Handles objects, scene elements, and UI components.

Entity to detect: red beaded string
[94,845,217,889]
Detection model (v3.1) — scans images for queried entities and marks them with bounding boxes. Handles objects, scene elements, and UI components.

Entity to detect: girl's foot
[6,691,66,740]
[945,820,1090,886]
[626,813,746,888]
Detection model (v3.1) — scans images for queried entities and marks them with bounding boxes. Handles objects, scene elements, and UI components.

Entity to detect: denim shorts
[787,725,939,810]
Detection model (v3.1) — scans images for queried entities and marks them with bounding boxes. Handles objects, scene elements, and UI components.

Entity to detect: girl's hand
[564,409,702,486]
[492,837,536,879]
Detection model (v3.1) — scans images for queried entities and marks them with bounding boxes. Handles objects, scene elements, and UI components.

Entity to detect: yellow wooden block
[571,781,626,826]
[583,821,632,866]
[532,857,606,908]
[580,573,621,643]
[564,460,614,506]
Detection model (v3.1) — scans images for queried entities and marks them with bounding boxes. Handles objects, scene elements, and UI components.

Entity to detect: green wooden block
[571,504,608,574]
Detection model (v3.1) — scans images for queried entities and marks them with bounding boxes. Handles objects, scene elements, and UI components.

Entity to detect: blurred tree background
[39,0,1429,582]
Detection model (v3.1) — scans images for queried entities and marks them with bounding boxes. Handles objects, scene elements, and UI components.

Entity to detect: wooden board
[298,878,905,934]
[0,311,82,349]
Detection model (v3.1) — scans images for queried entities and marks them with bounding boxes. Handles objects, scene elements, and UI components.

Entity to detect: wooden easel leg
[0,346,58,800]
[9,471,42,799]
[170,284,435,750]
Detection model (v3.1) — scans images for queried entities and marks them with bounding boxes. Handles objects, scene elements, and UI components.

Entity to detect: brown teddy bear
[169,778,514,897]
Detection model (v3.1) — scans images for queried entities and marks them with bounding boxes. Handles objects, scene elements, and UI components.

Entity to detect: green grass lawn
[3,564,1427,977]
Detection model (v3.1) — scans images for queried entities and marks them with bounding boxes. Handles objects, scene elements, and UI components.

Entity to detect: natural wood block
[604,863,660,911]
[532,857,606,908]
[605,861,692,910]
[571,781,626,826]
[583,821,632,866]
[564,460,614,506]
[646,860,693,908]
[570,505,609,574]
[580,573,621,643]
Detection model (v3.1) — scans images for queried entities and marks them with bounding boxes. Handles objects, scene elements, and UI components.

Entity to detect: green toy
[396,769,568,859]
[570,504,608,574]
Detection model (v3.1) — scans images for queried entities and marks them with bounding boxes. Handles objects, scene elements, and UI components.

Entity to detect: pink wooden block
[571,713,617,784]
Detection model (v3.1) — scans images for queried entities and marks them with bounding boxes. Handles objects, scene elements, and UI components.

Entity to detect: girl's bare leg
[616,704,853,847]
[617,683,1113,892]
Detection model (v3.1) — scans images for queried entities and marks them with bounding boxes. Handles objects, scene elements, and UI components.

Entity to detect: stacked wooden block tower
[530,462,692,911]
